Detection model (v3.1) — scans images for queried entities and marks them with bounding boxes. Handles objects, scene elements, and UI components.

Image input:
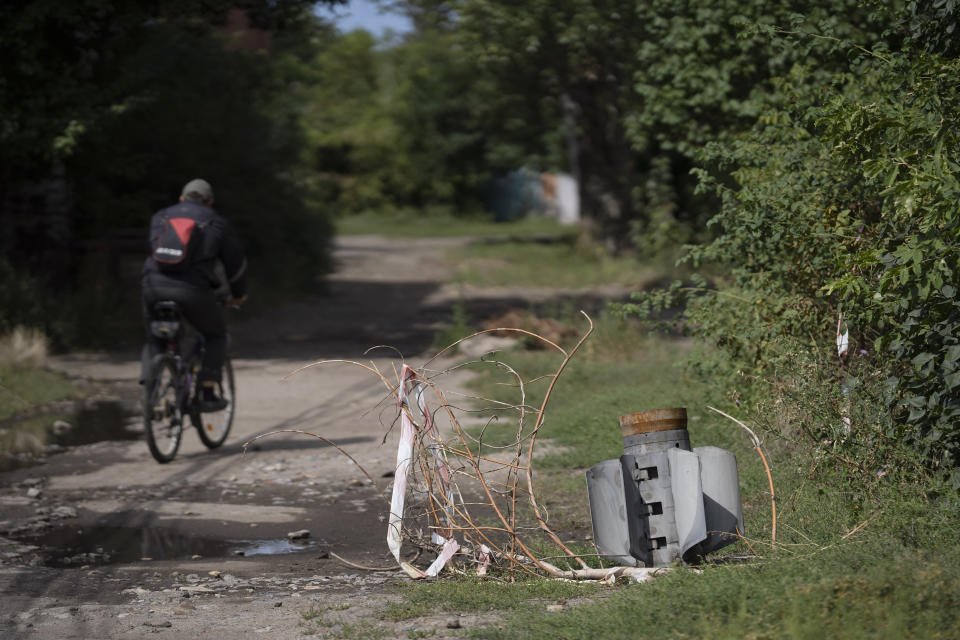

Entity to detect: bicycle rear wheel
[144,354,184,463]
[192,357,235,449]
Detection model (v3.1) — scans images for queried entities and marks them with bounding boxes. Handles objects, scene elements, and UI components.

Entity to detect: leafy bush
[620,8,960,485]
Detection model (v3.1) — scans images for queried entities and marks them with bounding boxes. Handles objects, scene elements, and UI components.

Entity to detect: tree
[0,1,342,344]
[454,0,894,253]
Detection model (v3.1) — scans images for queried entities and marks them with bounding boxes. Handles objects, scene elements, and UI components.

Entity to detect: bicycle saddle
[150,301,183,338]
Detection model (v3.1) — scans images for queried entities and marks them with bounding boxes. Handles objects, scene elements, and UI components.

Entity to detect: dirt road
[0,235,621,639]
[0,236,481,639]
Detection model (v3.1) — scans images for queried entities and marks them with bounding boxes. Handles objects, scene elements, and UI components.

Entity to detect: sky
[315,0,414,36]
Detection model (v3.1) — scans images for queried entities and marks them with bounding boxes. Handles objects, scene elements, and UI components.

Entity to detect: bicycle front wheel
[192,357,235,449]
[144,354,184,463]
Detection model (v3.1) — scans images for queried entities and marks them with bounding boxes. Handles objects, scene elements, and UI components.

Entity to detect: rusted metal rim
[619,408,687,437]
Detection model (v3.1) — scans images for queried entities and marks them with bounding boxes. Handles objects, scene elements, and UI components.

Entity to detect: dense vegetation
[1,1,340,345]
[618,2,960,486]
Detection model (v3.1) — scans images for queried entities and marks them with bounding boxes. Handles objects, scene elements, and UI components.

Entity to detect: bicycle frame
[145,300,235,463]
[160,332,206,416]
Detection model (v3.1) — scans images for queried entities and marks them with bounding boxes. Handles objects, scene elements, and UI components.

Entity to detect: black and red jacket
[142,200,247,299]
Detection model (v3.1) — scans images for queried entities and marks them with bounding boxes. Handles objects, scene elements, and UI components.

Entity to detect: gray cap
[181,178,214,202]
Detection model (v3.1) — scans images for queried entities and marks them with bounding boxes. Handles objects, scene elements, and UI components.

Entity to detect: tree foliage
[621,5,960,480]
[0,1,340,344]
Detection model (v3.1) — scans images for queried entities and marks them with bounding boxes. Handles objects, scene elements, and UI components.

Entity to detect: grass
[450,239,675,290]
[473,542,960,639]
[382,576,604,622]
[0,366,75,422]
[395,301,960,639]
[335,209,576,239]
[451,322,960,638]
[0,328,77,467]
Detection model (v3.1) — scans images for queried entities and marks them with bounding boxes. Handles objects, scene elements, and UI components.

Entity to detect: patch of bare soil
[0,235,616,639]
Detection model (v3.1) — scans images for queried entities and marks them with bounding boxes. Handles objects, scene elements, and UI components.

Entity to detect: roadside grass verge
[450,239,676,290]
[335,210,574,238]
[473,540,960,639]
[0,366,75,422]
[388,225,960,638]
[0,328,78,468]
[402,310,960,638]
[382,577,604,622]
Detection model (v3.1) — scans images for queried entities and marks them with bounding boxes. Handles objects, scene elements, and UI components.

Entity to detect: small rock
[178,585,214,594]
[274,601,282,607]
[26,488,41,499]
[51,506,77,519]
[317,550,330,559]
[52,420,73,436]
[208,570,221,578]
[232,550,245,556]
[546,604,566,613]
[22,478,43,487]
[287,529,310,540]
[191,554,202,560]
[446,618,462,629]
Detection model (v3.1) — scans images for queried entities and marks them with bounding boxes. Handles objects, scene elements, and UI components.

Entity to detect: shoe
[199,387,228,412]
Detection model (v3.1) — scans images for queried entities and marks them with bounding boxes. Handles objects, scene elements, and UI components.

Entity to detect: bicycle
[143,301,235,463]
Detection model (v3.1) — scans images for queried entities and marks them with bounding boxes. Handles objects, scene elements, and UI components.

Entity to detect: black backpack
[152,213,208,272]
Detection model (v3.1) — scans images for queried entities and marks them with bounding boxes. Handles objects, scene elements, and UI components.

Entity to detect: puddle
[52,400,141,447]
[1,399,141,471]
[242,539,318,556]
[20,525,318,567]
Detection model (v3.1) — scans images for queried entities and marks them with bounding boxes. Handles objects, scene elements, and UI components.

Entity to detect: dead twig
[708,406,777,544]
[841,512,879,540]
[330,549,422,572]
[247,313,681,583]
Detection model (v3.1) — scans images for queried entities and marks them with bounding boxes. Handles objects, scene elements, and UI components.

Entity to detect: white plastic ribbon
[425,536,460,577]
[387,366,418,564]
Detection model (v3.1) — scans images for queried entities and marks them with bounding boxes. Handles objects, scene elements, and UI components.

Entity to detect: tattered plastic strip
[477,544,491,576]
[390,365,458,577]
[411,378,455,531]
[836,312,852,432]
[387,368,418,565]
[425,536,460,577]
[836,312,849,359]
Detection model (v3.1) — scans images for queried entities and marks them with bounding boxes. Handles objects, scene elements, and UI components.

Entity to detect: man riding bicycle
[141,178,247,412]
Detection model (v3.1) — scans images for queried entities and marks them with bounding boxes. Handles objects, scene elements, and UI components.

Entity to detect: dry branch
[246,312,671,582]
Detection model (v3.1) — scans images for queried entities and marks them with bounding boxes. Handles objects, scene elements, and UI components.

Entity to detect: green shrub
[620,15,960,486]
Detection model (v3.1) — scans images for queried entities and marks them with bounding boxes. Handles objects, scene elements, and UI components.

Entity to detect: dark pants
[141,275,226,384]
